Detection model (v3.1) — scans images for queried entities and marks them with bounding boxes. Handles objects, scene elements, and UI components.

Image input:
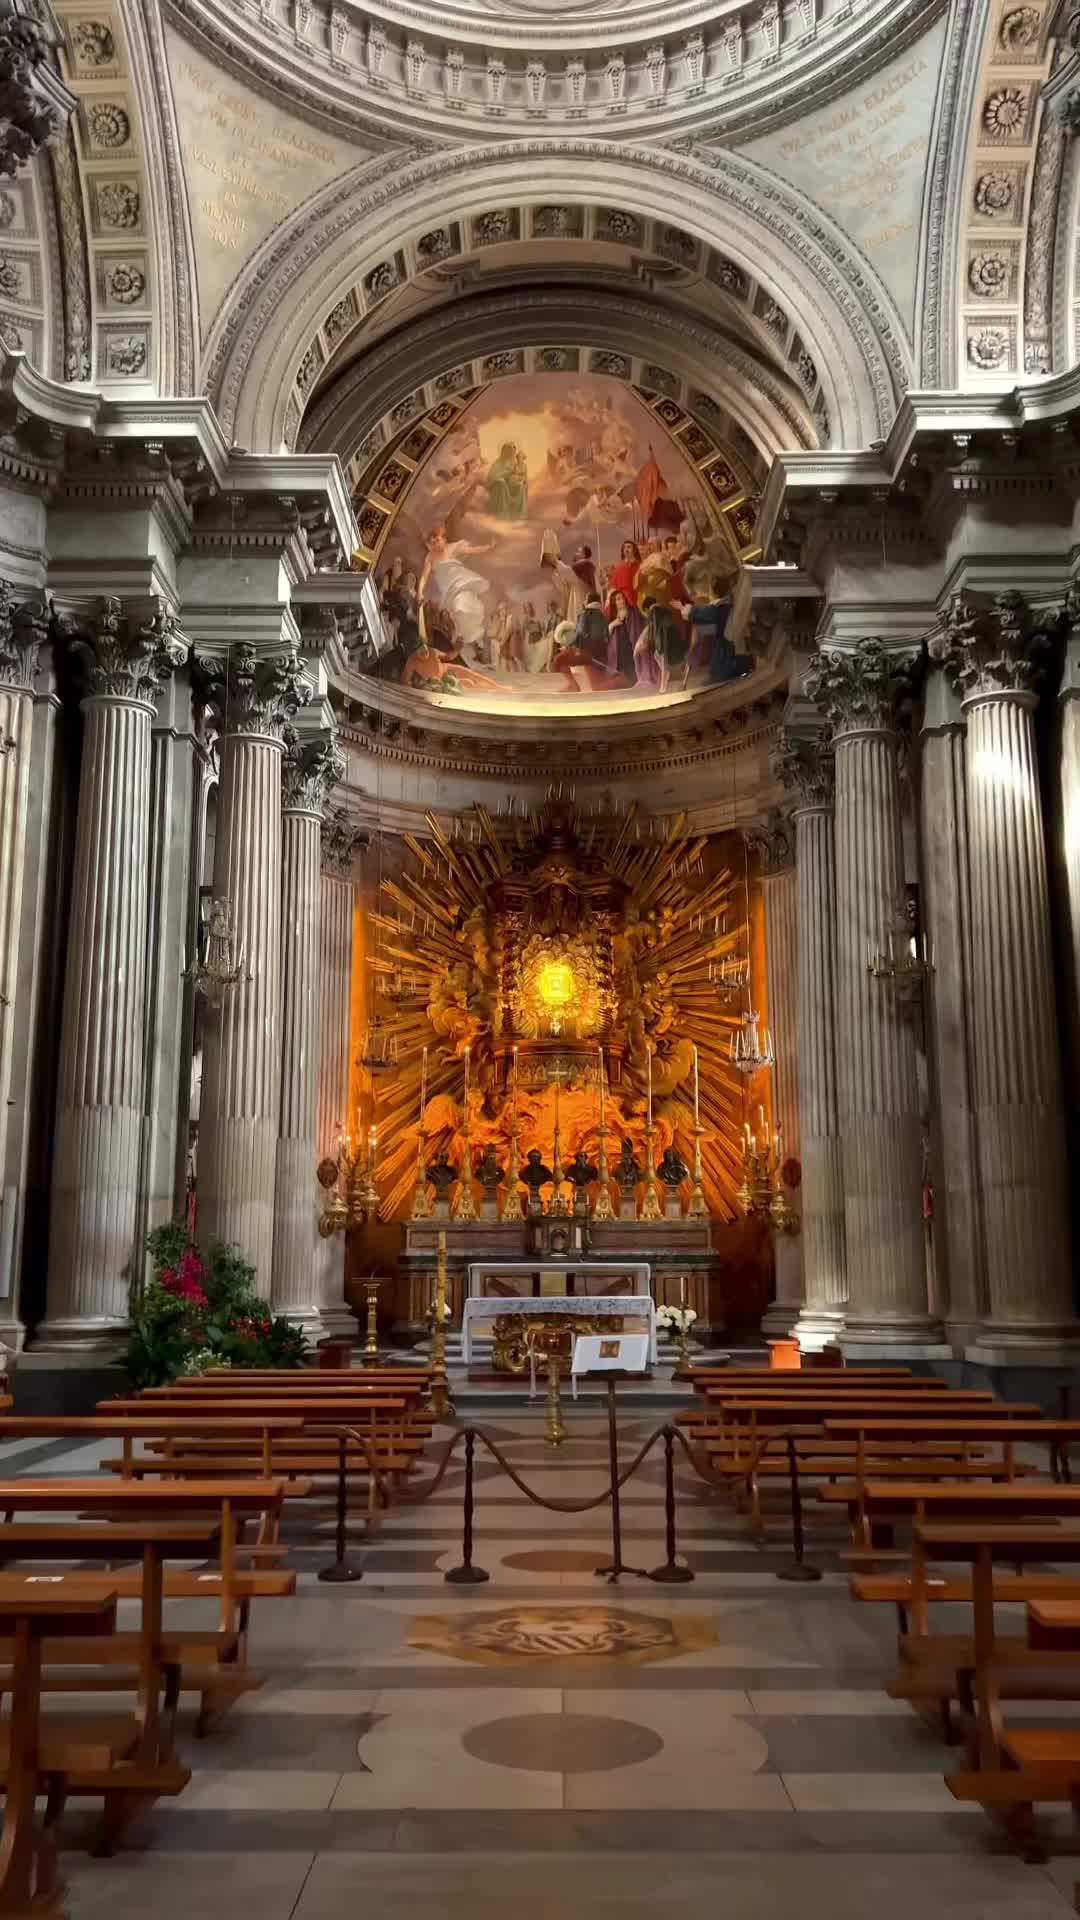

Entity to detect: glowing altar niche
[365,799,767,1221]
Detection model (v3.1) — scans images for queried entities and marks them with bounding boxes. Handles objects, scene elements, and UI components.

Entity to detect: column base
[14,1346,129,1413]
[966,1324,1080,1368]
[760,1301,800,1337]
[32,1317,128,1358]
[279,1305,357,1347]
[794,1306,846,1353]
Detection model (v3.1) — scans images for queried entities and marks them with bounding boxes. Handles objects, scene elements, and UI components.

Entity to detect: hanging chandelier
[736,1108,797,1230]
[185,896,249,1009]
[730,1007,775,1075]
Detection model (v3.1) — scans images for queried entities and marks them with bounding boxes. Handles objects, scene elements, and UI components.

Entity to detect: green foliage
[125,1222,309,1386]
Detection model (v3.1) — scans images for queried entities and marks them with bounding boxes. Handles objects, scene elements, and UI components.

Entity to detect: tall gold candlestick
[501,1046,523,1220]
[428,1231,455,1419]
[593,1044,614,1219]
[688,1040,707,1217]
[452,1047,477,1220]
[641,1043,662,1221]
[548,1066,569,1214]
[410,1045,430,1218]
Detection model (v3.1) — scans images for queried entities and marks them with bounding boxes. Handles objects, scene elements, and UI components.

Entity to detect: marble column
[778,733,848,1347]
[0,586,49,1344]
[43,599,187,1343]
[197,643,307,1293]
[314,806,365,1333]
[1057,586,1080,1265]
[919,665,983,1346]
[806,640,939,1346]
[935,592,1075,1353]
[750,811,803,1336]
[272,726,344,1325]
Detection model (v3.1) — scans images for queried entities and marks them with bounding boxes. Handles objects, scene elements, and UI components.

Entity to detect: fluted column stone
[934,592,1075,1353]
[196,643,307,1292]
[750,810,803,1335]
[272,726,345,1324]
[806,640,938,1346]
[314,806,365,1333]
[778,733,848,1348]
[44,599,187,1342]
[0,586,48,1342]
[1057,587,1080,1271]
[919,666,982,1345]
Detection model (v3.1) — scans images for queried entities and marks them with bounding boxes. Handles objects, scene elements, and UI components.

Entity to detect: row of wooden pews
[681,1358,1080,1888]
[0,1359,435,1916]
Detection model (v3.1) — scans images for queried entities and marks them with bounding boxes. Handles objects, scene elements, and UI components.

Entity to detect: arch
[205,140,912,452]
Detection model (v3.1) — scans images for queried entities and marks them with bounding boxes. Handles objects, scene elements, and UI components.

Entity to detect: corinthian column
[315,806,365,1333]
[748,810,803,1335]
[0,588,46,1220]
[44,599,187,1343]
[197,644,307,1292]
[272,726,345,1324]
[777,733,847,1346]
[934,592,1075,1353]
[806,640,938,1346]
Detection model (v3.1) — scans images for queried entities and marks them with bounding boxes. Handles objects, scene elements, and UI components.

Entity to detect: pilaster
[748,809,803,1337]
[315,806,366,1334]
[777,732,848,1349]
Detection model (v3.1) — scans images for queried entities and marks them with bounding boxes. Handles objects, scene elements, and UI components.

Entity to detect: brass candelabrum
[317,1132,379,1236]
[687,1123,708,1219]
[452,1129,478,1223]
[427,1231,455,1421]
[735,1110,797,1233]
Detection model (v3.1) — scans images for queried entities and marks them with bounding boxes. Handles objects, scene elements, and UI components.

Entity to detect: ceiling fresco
[365,372,753,712]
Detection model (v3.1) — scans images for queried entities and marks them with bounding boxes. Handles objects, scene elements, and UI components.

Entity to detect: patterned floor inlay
[500,1548,609,1572]
[461,1710,664,1771]
[407,1606,718,1665]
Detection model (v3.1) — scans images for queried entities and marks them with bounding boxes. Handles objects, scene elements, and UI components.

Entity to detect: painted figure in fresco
[615,1138,641,1195]
[606,590,643,682]
[419,524,495,654]
[633,600,668,693]
[485,441,529,519]
[682,574,739,687]
[539,530,590,623]
[606,539,642,612]
[400,635,508,697]
[658,1144,690,1190]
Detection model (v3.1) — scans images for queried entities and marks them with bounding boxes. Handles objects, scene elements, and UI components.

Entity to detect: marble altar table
[461,1292,658,1366]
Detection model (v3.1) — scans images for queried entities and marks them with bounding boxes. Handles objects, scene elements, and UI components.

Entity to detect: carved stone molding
[281,723,346,814]
[0,576,48,688]
[320,802,367,875]
[774,729,835,808]
[804,637,921,736]
[63,595,188,701]
[931,588,1053,699]
[197,641,309,740]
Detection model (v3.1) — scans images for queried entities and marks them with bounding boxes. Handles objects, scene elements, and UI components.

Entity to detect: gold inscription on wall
[744,15,948,326]
[166,27,363,318]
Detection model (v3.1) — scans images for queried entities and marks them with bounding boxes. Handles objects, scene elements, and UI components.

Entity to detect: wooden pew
[0,1585,127,1917]
[0,1415,306,1479]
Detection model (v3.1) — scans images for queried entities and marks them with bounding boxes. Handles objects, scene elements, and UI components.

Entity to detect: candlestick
[409,1045,430,1218]
[693,1043,700,1131]
[647,1043,653,1133]
[594,1044,614,1220]
[427,1231,454,1420]
[501,1045,523,1220]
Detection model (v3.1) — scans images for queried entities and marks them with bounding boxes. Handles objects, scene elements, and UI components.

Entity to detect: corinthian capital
[774,729,835,808]
[281,725,345,817]
[803,637,920,736]
[197,641,309,740]
[67,596,188,701]
[744,807,795,875]
[0,579,48,689]
[931,589,1052,699]
[320,805,367,877]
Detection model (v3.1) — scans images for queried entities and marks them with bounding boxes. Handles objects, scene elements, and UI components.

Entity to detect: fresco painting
[370,374,750,708]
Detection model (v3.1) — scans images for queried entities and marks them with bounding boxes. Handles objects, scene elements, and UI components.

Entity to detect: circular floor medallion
[502,1548,607,1572]
[462,1710,663,1772]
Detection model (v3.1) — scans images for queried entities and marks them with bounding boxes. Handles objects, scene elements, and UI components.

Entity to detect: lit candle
[464,1044,470,1104]
[647,1043,653,1133]
[693,1042,700,1132]
[512,1045,519,1128]
[419,1045,428,1128]
[599,1045,606,1143]
[679,1273,686,1308]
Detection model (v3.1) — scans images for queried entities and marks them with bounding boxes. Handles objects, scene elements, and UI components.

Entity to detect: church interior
[3,0,1080,1913]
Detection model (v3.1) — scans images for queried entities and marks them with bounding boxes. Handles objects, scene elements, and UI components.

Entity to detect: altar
[467,1261,651,1299]
[461,1292,658,1367]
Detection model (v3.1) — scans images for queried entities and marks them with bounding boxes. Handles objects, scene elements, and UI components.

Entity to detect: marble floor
[24,1405,1080,1918]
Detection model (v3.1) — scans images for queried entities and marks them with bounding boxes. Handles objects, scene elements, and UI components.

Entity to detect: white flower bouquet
[655,1304,698,1336]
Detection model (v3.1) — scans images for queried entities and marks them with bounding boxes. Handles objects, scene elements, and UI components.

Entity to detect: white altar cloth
[461,1293,657,1366]
[467,1261,651,1299]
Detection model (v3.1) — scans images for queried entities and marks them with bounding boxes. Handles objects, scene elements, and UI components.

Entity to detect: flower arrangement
[126,1222,308,1387]
[655,1304,698,1337]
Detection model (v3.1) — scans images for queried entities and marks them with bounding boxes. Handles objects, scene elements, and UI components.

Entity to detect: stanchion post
[776,1432,822,1583]
[595,1375,647,1583]
[318,1433,364,1583]
[648,1427,694,1583]
[445,1429,490,1584]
